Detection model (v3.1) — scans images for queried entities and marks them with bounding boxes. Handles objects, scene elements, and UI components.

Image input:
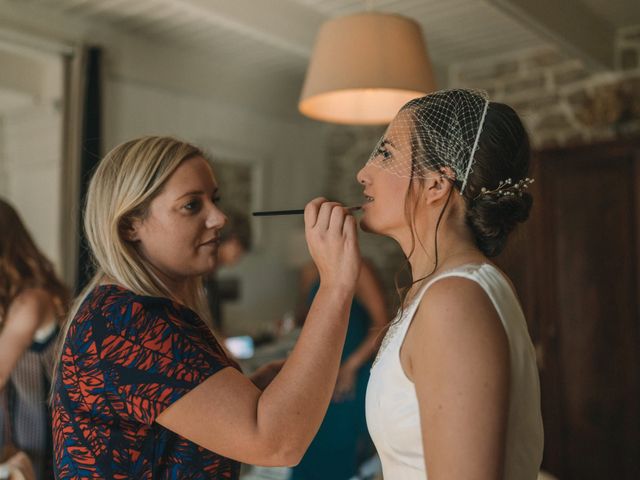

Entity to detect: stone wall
[449,26,640,149]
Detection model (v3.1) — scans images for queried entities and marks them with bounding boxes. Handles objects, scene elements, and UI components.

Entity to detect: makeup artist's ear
[120,216,142,243]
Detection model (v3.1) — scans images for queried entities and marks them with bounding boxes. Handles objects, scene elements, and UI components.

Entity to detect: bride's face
[356,114,414,239]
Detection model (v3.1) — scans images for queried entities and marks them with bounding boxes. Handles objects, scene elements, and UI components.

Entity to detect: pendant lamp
[299,12,436,125]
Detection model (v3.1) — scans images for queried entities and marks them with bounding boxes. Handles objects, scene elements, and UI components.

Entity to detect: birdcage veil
[365,89,489,193]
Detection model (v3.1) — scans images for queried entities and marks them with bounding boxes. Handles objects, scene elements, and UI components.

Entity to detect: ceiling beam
[486,0,615,70]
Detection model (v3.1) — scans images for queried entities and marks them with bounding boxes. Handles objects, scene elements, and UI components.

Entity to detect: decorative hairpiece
[475,177,535,200]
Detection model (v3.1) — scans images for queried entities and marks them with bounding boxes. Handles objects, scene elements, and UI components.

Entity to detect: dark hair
[0,198,69,322]
[461,102,533,257]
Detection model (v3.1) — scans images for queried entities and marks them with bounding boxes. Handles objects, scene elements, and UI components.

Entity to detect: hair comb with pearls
[474,177,535,200]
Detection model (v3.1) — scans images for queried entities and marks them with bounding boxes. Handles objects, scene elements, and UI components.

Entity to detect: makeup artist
[50,136,361,479]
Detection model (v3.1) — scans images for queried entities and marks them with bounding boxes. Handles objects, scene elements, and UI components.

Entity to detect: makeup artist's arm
[157,198,360,466]
[334,260,388,401]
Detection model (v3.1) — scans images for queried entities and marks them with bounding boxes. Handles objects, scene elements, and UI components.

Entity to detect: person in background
[50,136,361,479]
[290,259,388,480]
[217,209,252,268]
[0,198,68,480]
[205,209,252,332]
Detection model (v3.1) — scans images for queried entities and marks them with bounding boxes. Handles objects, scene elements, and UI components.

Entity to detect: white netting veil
[365,89,489,193]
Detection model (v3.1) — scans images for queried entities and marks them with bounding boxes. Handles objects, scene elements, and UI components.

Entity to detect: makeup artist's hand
[304,198,361,293]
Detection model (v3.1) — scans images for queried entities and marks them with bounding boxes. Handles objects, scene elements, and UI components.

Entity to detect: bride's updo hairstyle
[458,102,533,257]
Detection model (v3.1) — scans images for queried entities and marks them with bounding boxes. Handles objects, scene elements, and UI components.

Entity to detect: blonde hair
[51,136,214,397]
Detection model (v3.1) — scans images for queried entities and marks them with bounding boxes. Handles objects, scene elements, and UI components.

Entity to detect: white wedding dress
[366,263,543,479]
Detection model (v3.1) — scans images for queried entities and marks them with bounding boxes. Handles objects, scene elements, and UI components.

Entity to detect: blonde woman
[51,136,360,479]
[0,198,68,480]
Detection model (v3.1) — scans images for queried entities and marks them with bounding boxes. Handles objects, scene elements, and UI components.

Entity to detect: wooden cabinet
[496,139,640,480]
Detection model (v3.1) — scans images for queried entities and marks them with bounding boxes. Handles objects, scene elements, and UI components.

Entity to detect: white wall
[0,103,64,272]
[0,119,5,195]
[0,45,64,275]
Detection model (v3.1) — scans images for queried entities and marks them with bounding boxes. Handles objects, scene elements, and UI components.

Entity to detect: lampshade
[299,12,436,125]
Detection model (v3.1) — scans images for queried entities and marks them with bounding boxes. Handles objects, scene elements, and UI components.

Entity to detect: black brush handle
[252,206,361,217]
[252,209,305,216]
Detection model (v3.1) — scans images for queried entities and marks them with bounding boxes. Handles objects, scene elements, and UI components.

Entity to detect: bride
[358,89,543,479]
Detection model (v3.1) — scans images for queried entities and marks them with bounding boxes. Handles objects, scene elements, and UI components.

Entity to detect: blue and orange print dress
[52,284,241,479]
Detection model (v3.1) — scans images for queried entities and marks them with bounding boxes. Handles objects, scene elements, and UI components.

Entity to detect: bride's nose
[356,164,371,185]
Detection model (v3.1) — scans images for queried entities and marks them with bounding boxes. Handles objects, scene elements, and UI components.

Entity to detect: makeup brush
[253,206,362,217]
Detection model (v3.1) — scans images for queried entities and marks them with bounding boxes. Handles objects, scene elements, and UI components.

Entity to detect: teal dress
[290,282,373,480]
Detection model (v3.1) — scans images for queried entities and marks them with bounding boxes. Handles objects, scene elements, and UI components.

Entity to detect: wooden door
[496,139,640,480]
